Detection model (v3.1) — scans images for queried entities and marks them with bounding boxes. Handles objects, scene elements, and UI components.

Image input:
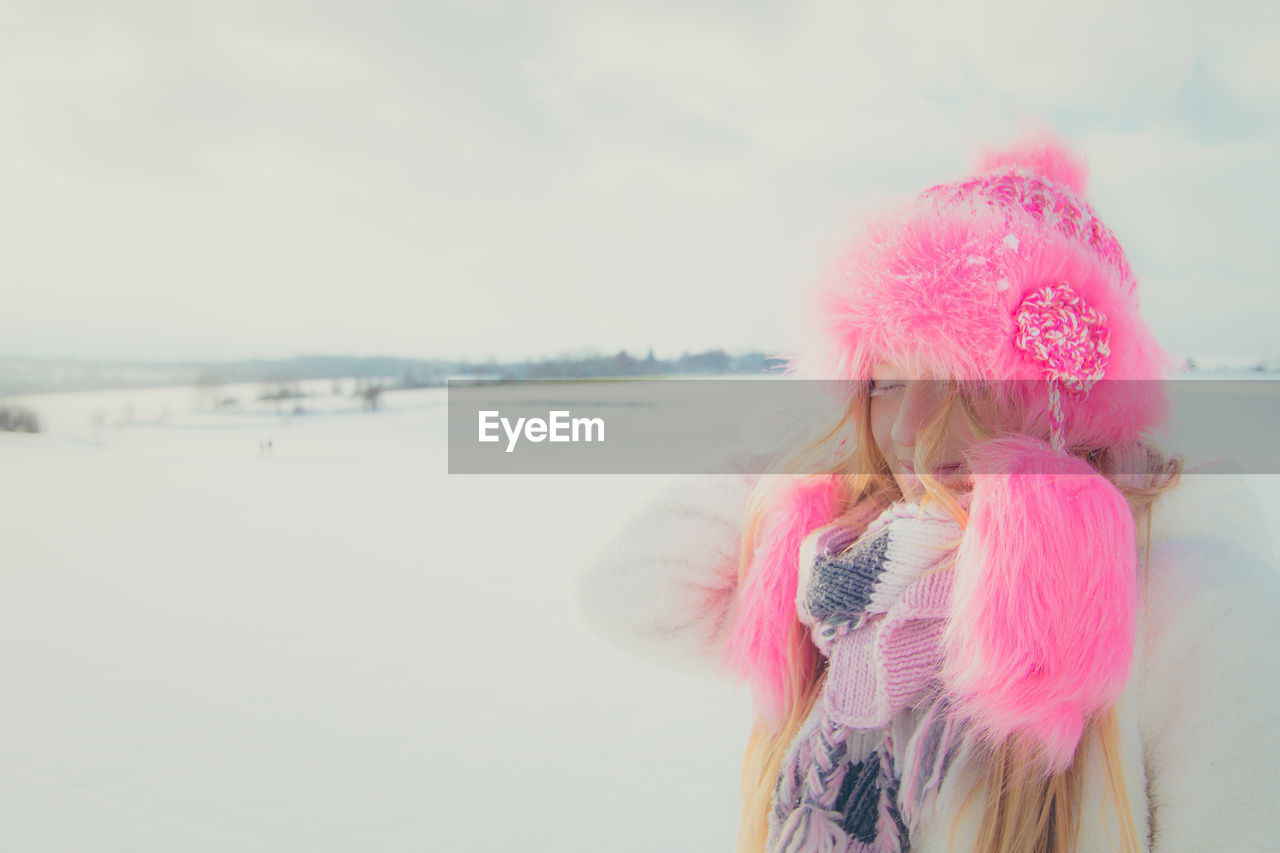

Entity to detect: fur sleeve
[570,450,764,676]
[1139,530,1280,851]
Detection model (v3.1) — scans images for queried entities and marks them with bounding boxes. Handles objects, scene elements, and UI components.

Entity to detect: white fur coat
[573,460,1280,851]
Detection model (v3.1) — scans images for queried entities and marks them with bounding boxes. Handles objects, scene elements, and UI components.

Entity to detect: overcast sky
[1,0,1276,364]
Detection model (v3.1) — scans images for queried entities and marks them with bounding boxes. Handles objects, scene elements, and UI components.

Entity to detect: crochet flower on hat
[1013,279,1112,451]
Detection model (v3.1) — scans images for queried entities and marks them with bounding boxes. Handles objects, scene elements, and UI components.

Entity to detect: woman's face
[868,358,980,500]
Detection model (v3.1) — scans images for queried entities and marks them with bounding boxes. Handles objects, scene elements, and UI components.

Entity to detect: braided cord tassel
[774,715,854,853]
[1046,377,1065,452]
[870,738,906,853]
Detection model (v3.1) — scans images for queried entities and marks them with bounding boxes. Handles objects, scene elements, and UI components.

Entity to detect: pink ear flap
[941,435,1137,773]
[723,475,845,729]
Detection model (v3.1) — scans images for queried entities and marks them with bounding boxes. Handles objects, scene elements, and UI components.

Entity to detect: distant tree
[612,349,638,374]
[678,349,731,374]
[732,352,782,374]
[0,405,40,433]
[195,370,224,412]
[259,377,302,413]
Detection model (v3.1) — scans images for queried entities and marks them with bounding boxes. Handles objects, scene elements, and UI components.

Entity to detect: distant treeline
[0,349,787,395]
[506,348,783,380]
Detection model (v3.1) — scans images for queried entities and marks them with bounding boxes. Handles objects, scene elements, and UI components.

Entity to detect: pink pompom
[941,435,1137,772]
[975,126,1089,194]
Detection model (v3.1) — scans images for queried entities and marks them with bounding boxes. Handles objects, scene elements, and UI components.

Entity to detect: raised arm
[571,456,764,677]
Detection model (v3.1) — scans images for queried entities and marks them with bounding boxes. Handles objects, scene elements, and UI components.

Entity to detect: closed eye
[869,380,904,397]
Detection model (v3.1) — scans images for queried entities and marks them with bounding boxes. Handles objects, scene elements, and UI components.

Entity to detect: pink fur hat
[789,129,1173,451]
[729,129,1171,772]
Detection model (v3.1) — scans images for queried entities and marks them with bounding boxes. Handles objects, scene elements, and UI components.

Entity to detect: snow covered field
[1,383,753,853]
[2,380,1277,852]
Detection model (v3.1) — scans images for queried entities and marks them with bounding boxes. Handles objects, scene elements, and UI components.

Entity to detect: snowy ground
[2,380,1277,852]
[1,383,753,853]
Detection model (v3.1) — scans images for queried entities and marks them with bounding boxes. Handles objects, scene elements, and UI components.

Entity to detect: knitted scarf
[768,501,972,853]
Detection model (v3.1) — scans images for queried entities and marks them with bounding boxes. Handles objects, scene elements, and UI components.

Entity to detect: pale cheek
[869,406,895,456]
[870,414,890,455]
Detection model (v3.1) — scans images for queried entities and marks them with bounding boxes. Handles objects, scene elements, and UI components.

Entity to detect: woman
[575,131,1280,852]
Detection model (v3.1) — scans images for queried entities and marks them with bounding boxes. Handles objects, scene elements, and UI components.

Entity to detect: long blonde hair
[733,380,1182,852]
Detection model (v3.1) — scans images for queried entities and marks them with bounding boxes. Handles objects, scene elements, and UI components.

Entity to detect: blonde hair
[733,380,1182,852]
